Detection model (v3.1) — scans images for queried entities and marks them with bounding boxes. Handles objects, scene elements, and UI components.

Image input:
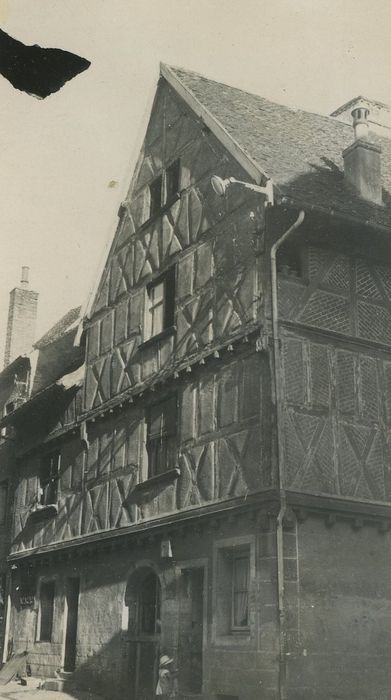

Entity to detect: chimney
[3,267,38,368]
[342,105,383,205]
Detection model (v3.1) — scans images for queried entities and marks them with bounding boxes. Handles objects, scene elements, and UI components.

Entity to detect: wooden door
[128,571,161,700]
[179,568,204,694]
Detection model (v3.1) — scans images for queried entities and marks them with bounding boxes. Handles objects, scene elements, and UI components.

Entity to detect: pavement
[0,679,105,700]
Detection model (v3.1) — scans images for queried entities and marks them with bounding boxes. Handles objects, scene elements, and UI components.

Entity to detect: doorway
[63,577,79,672]
[179,567,205,694]
[127,569,161,700]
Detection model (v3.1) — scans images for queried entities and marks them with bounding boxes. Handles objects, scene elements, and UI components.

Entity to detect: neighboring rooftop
[331,96,391,137]
[34,305,81,349]
[164,65,391,228]
[31,306,83,395]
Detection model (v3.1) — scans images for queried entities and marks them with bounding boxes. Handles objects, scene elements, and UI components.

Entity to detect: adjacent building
[1,66,391,699]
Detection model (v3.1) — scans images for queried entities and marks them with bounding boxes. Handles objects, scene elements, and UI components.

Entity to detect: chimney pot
[351,105,370,140]
[21,266,29,287]
[343,105,383,205]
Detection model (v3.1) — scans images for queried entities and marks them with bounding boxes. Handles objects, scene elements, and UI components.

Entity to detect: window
[138,572,161,635]
[40,452,60,506]
[149,174,163,219]
[0,482,8,526]
[38,580,55,642]
[146,396,177,478]
[231,553,250,630]
[145,267,175,341]
[165,159,180,204]
[148,160,181,220]
[215,544,251,637]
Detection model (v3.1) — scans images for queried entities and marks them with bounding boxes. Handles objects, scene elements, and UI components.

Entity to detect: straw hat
[159,655,173,667]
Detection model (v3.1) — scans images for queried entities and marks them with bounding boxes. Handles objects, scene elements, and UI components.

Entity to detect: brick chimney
[342,105,383,205]
[3,267,38,367]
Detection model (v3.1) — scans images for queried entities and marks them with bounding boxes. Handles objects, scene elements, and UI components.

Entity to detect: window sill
[138,325,176,351]
[125,468,180,504]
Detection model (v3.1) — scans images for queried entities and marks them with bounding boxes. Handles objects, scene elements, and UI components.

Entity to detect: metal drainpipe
[270,210,305,700]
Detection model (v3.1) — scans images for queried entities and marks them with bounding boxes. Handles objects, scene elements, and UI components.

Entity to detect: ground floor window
[215,541,252,637]
[232,552,250,629]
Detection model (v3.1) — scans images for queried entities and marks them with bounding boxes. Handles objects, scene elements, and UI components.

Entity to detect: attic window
[148,160,181,220]
[149,175,163,218]
[165,159,181,204]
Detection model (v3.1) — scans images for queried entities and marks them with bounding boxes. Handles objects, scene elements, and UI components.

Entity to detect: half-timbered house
[4,66,391,700]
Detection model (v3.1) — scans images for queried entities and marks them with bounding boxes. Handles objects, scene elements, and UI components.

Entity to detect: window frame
[147,159,181,222]
[212,536,255,644]
[165,159,181,205]
[39,451,60,507]
[148,174,163,219]
[146,395,177,480]
[143,266,176,344]
[230,550,250,632]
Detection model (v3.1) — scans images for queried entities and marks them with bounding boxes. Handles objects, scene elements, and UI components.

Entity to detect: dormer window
[148,160,181,220]
[40,452,60,506]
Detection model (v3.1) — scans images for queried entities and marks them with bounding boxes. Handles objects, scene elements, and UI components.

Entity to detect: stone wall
[286,513,391,700]
[10,511,280,700]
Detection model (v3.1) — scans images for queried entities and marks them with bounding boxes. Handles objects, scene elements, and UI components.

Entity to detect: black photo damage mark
[0,29,90,99]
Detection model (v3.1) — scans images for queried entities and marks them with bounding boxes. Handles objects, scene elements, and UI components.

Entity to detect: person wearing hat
[155,654,177,698]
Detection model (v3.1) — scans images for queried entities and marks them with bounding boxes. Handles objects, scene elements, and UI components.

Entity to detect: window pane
[40,453,59,505]
[151,302,164,336]
[147,398,177,477]
[166,160,180,203]
[232,555,249,628]
[149,176,163,218]
[151,282,164,306]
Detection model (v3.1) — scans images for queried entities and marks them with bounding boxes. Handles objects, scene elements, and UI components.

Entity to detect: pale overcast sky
[1,0,391,357]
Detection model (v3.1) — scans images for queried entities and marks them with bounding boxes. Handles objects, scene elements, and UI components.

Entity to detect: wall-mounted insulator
[186,366,192,373]
[227,344,233,352]
[213,350,220,358]
[199,358,205,365]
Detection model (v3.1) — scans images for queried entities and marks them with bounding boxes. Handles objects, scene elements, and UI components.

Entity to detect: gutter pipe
[270,210,305,700]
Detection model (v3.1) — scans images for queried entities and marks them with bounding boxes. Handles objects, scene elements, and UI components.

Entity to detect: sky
[1,0,391,358]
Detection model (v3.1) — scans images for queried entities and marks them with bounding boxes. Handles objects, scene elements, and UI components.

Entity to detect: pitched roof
[164,65,391,229]
[34,306,81,349]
